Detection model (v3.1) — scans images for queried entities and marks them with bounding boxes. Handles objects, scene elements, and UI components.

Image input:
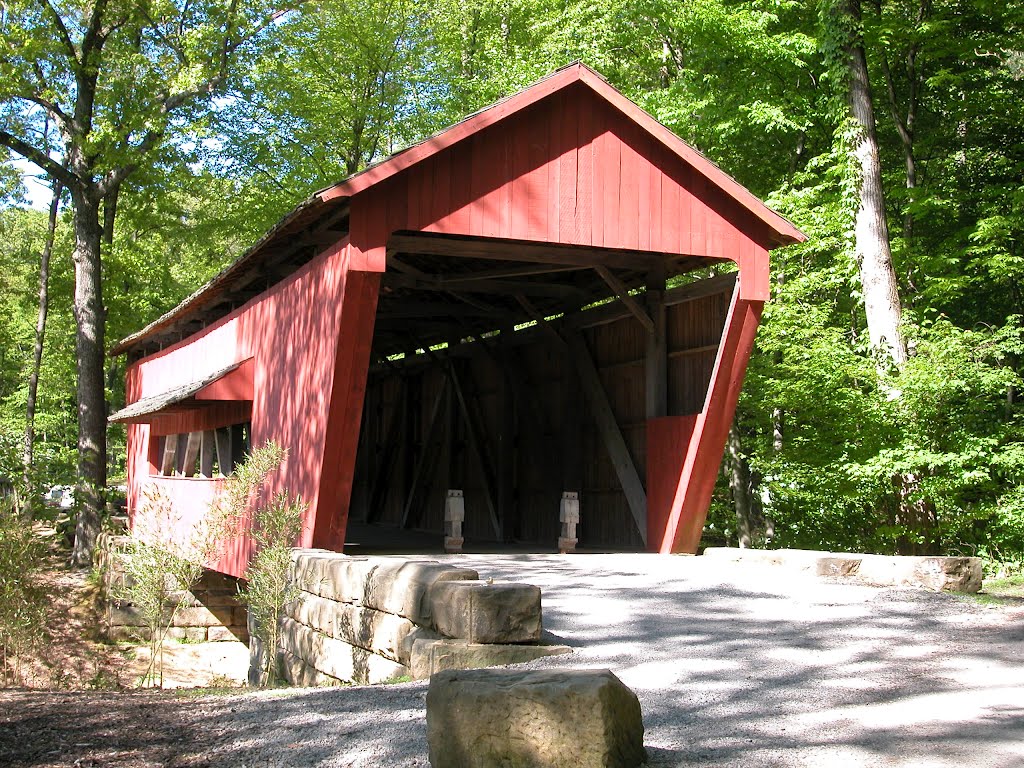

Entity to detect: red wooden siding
[348,85,774,301]
[125,238,379,578]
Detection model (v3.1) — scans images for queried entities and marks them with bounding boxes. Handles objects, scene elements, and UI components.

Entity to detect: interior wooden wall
[351,286,731,550]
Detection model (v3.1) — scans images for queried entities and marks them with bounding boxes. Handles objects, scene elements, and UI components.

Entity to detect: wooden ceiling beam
[388,232,688,272]
[376,301,516,320]
[384,273,584,300]
[594,265,655,334]
[437,264,586,282]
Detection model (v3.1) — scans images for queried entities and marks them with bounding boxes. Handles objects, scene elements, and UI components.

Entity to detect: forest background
[1,0,1021,569]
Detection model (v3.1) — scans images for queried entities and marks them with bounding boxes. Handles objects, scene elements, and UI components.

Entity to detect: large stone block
[107,601,145,627]
[313,556,379,603]
[703,547,983,593]
[286,592,337,636]
[429,581,542,644]
[410,638,573,680]
[332,602,418,663]
[427,668,646,768]
[278,616,409,684]
[352,646,410,684]
[174,605,223,627]
[279,617,356,682]
[856,554,983,592]
[279,648,345,688]
[207,625,245,642]
[364,560,479,624]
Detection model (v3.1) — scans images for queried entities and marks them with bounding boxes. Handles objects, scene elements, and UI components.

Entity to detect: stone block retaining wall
[702,547,983,592]
[97,531,249,643]
[263,549,570,687]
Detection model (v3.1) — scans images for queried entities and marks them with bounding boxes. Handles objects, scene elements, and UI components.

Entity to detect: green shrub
[0,500,49,684]
[214,441,305,687]
[112,489,203,688]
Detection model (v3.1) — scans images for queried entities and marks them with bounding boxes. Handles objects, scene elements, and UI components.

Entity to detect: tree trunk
[839,0,935,553]
[69,186,108,567]
[842,0,907,368]
[21,180,62,516]
[726,423,762,549]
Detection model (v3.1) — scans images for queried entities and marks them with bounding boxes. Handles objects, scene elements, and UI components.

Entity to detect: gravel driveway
[5,553,1021,767]
[175,553,1024,767]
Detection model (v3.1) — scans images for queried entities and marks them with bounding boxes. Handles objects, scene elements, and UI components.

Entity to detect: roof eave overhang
[109,360,252,424]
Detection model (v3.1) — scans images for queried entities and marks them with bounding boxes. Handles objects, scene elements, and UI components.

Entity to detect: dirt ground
[1,531,251,768]
[4,529,249,692]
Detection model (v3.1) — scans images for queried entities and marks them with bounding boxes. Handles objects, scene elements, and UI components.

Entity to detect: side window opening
[152,421,252,478]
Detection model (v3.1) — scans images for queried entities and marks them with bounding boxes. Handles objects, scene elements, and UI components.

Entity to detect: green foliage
[0,500,49,684]
[0,205,77,493]
[113,490,204,689]
[214,442,305,687]
[2,0,1023,570]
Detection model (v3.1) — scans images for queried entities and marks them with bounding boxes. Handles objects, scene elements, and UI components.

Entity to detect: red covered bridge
[111,63,804,578]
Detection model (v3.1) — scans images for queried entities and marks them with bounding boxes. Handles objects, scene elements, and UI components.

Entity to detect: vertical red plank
[510,107,531,238]
[646,415,697,552]
[690,170,707,257]
[448,145,472,234]
[525,103,550,241]
[498,128,513,239]
[349,189,387,272]
[617,117,641,251]
[420,155,436,232]
[384,178,407,247]
[428,152,451,232]
[593,122,606,246]
[547,93,562,243]
[603,115,622,248]
[311,270,382,551]
[469,132,487,237]
[660,161,680,256]
[676,162,693,255]
[406,163,422,232]
[575,89,593,246]
[558,90,579,244]
[739,239,770,301]
[637,134,652,252]
[707,209,722,260]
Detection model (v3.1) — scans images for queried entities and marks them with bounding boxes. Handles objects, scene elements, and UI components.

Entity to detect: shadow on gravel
[175,685,431,767]
[4,555,1020,768]
[164,559,1024,767]
[448,554,1024,767]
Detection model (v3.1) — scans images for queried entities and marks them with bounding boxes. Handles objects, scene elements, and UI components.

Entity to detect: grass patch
[964,574,1024,607]
[980,574,1024,599]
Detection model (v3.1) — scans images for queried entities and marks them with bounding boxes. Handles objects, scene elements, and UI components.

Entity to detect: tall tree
[212,0,431,227]
[828,0,907,368]
[0,0,291,564]
[22,177,62,513]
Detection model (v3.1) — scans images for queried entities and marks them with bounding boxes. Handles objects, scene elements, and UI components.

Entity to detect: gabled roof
[111,62,804,359]
[316,62,804,243]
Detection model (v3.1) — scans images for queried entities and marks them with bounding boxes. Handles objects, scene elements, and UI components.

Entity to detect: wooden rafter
[388,231,676,272]
[384,272,584,300]
[594,265,655,333]
[400,380,449,529]
[448,361,503,541]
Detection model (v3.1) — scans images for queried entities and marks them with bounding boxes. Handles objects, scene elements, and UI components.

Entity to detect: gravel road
[176,553,1024,767]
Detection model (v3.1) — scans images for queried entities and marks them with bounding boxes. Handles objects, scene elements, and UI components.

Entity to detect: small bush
[0,500,49,684]
[214,441,305,687]
[113,489,203,688]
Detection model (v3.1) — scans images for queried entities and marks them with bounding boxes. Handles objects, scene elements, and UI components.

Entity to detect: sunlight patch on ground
[793,687,1024,729]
